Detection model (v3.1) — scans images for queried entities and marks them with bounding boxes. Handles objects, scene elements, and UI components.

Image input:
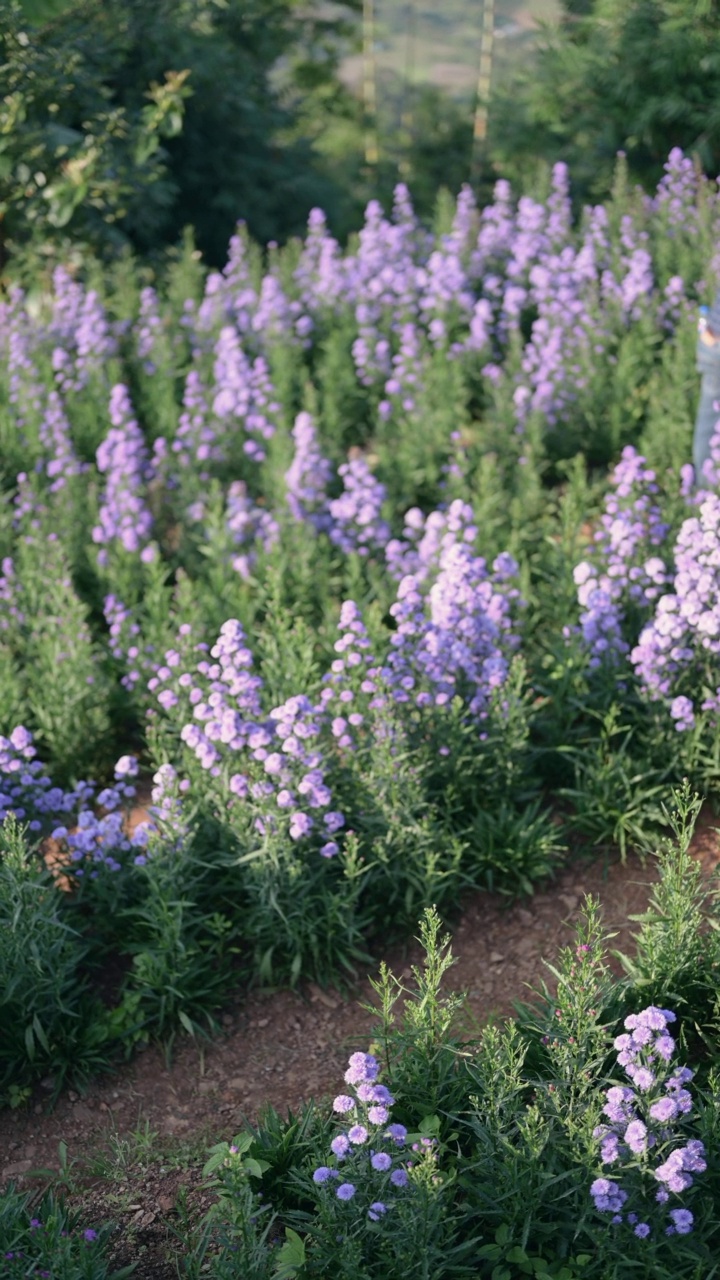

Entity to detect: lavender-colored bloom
[368,1105,390,1125]
[371,1152,392,1171]
[633,1223,650,1238]
[333,1095,355,1114]
[114,755,139,779]
[669,1208,693,1235]
[628,1066,656,1092]
[649,1097,678,1123]
[368,1201,387,1221]
[654,1034,675,1061]
[348,1125,369,1146]
[285,412,332,530]
[624,1120,648,1155]
[329,457,390,558]
[390,1167,409,1188]
[385,1124,407,1145]
[590,1177,628,1214]
[331,1135,350,1158]
[336,1183,356,1201]
[93,385,153,555]
[345,1052,379,1084]
[600,1134,621,1165]
[313,1166,333,1183]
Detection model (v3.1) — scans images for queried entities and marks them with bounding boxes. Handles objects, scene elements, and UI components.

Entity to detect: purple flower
[385,1124,407,1145]
[333,1095,355,1114]
[336,1182,356,1201]
[669,1208,693,1235]
[368,1105,390,1125]
[368,1201,387,1221]
[348,1125,368,1146]
[390,1167,409,1188]
[624,1120,648,1155]
[634,1222,650,1238]
[331,1135,350,1158]
[649,1097,677,1123]
[83,1229,98,1243]
[313,1166,333,1183]
[371,1151,392,1171]
[345,1052,379,1084]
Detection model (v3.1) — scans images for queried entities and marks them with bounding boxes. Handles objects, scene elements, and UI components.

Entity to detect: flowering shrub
[3,149,720,1084]
[591,1006,706,1241]
[311,1051,411,1215]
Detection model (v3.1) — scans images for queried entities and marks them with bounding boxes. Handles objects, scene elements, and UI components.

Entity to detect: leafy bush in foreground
[190,801,720,1278]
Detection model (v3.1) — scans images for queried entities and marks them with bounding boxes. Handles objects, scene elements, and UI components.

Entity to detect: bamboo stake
[470,0,495,184]
[363,0,379,168]
[399,0,417,179]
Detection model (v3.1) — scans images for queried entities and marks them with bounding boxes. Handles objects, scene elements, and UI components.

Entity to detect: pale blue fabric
[694,291,720,481]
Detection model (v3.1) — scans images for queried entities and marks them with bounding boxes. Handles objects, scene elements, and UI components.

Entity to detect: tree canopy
[0,0,363,270]
[489,0,720,201]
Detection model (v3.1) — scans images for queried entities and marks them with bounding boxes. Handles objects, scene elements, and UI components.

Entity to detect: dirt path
[2,819,719,1276]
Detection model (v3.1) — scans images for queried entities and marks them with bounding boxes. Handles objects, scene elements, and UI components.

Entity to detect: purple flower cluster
[573,448,669,668]
[211,326,279,464]
[225,480,279,579]
[170,369,220,475]
[92,384,155,558]
[136,286,172,376]
[284,411,333,531]
[294,208,345,315]
[328,457,390,557]
[590,1006,706,1240]
[49,267,117,392]
[37,390,86,492]
[631,493,720,723]
[104,594,155,694]
[51,754,152,872]
[387,537,520,718]
[131,763,189,859]
[0,726,91,831]
[152,619,343,849]
[385,499,479,584]
[313,1052,411,1216]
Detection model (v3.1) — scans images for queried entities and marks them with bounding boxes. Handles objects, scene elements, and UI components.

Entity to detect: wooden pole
[470,0,495,185]
[363,0,379,169]
[399,0,417,179]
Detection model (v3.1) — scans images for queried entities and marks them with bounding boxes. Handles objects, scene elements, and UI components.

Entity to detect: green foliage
[0,0,191,274]
[0,534,113,780]
[175,895,720,1278]
[489,0,720,201]
[616,784,720,1029]
[0,0,367,272]
[0,816,109,1102]
[0,1183,134,1278]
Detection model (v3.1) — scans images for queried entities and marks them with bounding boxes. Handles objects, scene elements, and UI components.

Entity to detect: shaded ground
[2,816,719,1277]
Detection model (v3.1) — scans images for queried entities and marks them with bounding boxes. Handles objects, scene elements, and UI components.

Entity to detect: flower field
[3,147,720,1276]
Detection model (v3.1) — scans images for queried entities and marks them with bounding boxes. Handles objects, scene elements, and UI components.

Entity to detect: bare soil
[2,816,719,1278]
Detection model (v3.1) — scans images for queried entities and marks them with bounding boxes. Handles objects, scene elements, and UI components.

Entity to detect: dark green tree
[0,0,191,273]
[1,0,364,271]
[488,0,720,201]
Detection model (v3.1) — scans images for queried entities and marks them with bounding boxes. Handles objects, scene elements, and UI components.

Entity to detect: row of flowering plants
[189,807,720,1279]
[2,797,719,1278]
[4,149,720,1082]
